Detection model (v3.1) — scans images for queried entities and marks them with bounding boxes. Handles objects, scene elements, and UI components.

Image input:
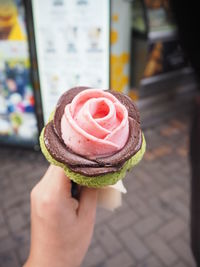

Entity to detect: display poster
[32,0,110,123]
[143,40,188,78]
[0,0,38,145]
[145,0,176,32]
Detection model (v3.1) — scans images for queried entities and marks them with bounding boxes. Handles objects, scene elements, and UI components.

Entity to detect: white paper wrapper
[97,180,127,211]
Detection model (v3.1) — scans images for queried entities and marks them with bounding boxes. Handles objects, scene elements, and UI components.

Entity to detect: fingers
[36,165,97,219]
[78,187,98,221]
[31,165,80,222]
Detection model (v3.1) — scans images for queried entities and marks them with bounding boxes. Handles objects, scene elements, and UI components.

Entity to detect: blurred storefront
[0,0,195,148]
[130,0,194,99]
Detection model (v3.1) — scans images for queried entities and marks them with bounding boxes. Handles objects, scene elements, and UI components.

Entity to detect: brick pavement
[0,114,196,267]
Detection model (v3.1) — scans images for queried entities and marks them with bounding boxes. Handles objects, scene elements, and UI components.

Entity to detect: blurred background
[0,0,199,266]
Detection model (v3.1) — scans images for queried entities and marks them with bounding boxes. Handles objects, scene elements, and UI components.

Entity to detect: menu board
[0,0,38,145]
[32,0,110,123]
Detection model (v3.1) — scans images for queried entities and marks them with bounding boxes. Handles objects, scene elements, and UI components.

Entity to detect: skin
[24,165,97,267]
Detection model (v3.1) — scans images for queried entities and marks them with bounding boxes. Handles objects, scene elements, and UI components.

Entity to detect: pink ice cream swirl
[61,89,129,158]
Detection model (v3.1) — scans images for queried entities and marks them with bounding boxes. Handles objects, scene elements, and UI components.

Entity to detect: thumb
[78,187,98,221]
[41,165,72,199]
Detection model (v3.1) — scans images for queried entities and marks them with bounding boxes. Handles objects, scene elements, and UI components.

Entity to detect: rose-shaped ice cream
[40,87,145,187]
[61,89,129,158]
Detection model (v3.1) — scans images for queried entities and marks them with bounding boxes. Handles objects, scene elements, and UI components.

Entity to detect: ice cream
[40,86,145,188]
[61,89,129,158]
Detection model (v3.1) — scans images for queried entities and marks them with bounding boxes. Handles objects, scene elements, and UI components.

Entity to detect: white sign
[32,0,110,122]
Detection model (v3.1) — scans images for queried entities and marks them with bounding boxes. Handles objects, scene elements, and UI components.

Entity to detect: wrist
[23,252,80,267]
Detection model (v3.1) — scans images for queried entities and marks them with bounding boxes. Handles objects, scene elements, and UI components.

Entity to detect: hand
[24,165,97,267]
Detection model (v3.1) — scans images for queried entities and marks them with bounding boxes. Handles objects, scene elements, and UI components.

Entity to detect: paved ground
[0,114,196,267]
